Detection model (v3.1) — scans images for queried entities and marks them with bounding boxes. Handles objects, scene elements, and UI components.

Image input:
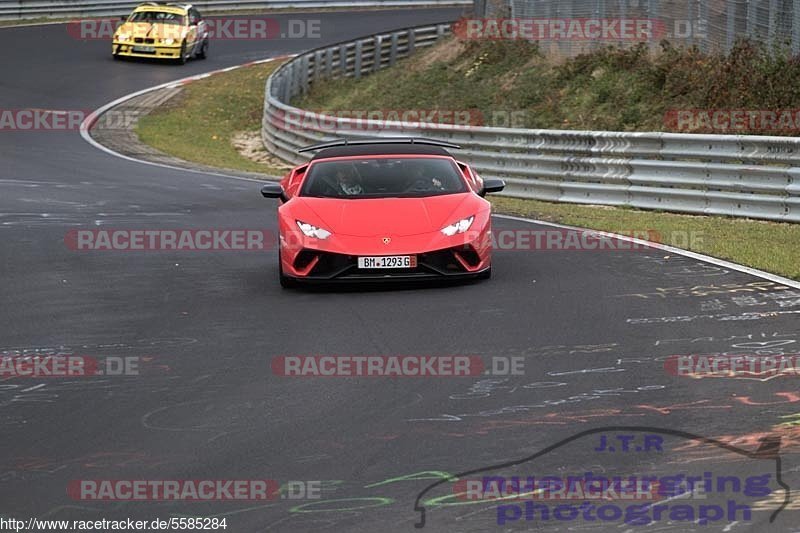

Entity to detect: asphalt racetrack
[1,7,800,532]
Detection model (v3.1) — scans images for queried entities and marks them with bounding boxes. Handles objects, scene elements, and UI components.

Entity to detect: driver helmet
[336,168,363,195]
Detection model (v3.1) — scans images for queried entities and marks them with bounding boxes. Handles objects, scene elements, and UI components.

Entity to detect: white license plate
[357,255,417,269]
[133,45,155,52]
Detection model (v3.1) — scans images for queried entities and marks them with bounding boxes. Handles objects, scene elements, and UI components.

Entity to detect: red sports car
[260,138,505,287]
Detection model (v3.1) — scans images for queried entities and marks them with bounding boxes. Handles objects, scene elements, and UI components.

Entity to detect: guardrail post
[373,35,383,72]
[312,50,322,82]
[389,32,399,66]
[339,44,348,76]
[473,0,486,18]
[407,28,415,55]
[300,55,310,95]
[282,70,292,102]
[290,63,299,101]
[698,0,709,52]
[325,48,333,78]
[354,40,362,79]
[746,0,756,39]
[726,0,737,53]
[794,0,800,54]
[647,0,658,41]
[562,0,574,56]
[592,0,601,52]
[768,0,778,49]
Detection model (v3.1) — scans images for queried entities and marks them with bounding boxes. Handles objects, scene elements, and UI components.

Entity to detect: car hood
[116,22,186,40]
[291,194,478,237]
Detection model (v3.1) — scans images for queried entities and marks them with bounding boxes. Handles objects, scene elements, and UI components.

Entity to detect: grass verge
[136,61,287,175]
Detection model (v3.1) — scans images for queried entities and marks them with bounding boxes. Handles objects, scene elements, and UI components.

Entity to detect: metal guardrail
[262,23,800,222]
[0,0,469,21]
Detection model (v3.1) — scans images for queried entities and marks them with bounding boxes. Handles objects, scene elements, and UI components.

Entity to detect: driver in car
[335,167,364,195]
[409,166,445,191]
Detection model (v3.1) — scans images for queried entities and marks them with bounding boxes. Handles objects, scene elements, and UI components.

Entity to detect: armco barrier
[0,0,469,21]
[261,23,800,223]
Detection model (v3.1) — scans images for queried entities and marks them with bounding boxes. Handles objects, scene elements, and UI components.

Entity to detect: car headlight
[441,216,475,236]
[296,220,331,240]
[116,33,130,42]
[163,38,175,45]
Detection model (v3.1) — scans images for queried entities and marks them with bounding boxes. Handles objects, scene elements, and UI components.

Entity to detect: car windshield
[300,157,468,199]
[128,11,185,24]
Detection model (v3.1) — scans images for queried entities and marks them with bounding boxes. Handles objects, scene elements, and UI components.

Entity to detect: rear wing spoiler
[297,137,461,153]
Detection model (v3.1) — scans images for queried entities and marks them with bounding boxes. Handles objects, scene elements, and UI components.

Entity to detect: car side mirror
[481,178,505,196]
[261,183,288,202]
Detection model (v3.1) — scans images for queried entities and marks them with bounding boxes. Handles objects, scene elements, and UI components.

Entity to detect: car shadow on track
[245,266,487,294]
[284,277,486,293]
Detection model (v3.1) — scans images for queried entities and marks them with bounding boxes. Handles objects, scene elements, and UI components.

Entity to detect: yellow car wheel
[176,40,187,65]
[196,39,208,60]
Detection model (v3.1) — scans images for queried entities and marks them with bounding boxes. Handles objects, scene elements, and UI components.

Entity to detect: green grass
[136,61,286,175]
[490,196,800,280]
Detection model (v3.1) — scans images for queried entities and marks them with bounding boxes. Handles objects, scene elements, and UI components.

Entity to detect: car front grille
[293,247,474,279]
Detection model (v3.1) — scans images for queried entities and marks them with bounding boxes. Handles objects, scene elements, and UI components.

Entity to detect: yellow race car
[112,2,208,63]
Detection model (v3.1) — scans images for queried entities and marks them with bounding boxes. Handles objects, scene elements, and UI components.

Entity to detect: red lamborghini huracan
[260,138,505,287]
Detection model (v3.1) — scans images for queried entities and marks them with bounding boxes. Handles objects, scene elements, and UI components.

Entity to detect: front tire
[278,252,297,288]
[176,40,187,64]
[279,273,297,289]
[196,38,208,59]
